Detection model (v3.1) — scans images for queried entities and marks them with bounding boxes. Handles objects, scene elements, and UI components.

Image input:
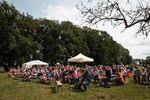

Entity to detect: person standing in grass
[143,61,147,69]
[53,73,60,87]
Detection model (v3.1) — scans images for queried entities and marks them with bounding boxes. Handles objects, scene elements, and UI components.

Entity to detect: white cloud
[7,0,150,59]
[42,3,150,59]
[42,4,79,22]
[96,22,150,59]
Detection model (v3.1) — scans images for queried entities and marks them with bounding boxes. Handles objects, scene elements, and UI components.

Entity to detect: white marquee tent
[22,60,48,69]
[68,53,94,63]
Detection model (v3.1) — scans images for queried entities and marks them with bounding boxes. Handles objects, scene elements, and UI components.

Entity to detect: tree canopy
[0,0,132,68]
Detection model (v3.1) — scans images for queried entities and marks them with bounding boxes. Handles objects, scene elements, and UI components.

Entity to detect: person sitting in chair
[140,67,148,84]
[94,68,99,83]
[115,69,124,85]
[70,69,84,87]
[65,68,72,83]
[120,67,127,80]
[147,67,150,84]
[133,66,140,83]
[101,67,111,88]
[72,68,92,92]
[68,69,77,84]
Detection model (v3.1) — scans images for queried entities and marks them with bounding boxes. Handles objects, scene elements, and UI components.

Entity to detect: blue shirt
[29,72,33,75]
[46,74,50,79]
[82,71,92,82]
[93,69,96,72]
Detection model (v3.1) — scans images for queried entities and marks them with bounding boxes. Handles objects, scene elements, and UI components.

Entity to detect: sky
[5,0,150,59]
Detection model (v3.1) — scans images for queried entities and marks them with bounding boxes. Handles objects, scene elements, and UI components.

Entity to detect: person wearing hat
[65,68,72,83]
[140,67,148,84]
[133,66,141,82]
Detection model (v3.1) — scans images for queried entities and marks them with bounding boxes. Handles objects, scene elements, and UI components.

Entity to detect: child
[46,71,51,83]
[41,72,47,83]
[8,68,13,77]
[53,73,60,87]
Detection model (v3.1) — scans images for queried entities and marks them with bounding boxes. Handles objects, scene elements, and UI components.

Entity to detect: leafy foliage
[0,0,132,67]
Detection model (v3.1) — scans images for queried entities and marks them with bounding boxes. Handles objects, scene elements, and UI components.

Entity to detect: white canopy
[68,53,94,63]
[22,60,48,69]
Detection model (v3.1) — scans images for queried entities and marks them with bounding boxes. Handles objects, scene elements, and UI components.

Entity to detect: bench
[14,74,20,79]
[56,81,62,91]
[31,76,38,82]
[14,74,24,80]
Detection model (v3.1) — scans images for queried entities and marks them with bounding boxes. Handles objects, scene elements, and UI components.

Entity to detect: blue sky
[5,0,150,59]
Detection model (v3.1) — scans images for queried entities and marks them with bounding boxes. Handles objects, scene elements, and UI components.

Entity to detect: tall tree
[61,21,89,64]
[0,0,39,67]
[37,19,63,65]
[0,0,133,67]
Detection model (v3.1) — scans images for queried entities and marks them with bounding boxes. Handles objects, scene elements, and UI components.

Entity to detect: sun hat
[121,67,124,70]
[142,67,145,70]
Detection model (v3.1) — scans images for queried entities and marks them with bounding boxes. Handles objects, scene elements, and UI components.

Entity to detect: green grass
[1,71,150,100]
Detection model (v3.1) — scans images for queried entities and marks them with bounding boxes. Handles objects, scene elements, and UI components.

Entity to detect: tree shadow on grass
[13,78,19,80]
[13,78,25,82]
[36,81,51,85]
[45,86,62,93]
[91,82,99,85]
[132,81,150,86]
[72,88,86,93]
[50,87,57,93]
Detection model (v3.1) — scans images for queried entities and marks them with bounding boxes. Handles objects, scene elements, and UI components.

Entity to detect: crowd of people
[7,62,149,91]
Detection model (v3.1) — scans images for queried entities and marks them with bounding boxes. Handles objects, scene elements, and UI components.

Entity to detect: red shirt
[56,75,60,81]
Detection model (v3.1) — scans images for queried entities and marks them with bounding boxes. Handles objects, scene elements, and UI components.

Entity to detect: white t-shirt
[95,71,99,75]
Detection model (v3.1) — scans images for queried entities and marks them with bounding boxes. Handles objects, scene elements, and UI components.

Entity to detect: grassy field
[1,68,150,100]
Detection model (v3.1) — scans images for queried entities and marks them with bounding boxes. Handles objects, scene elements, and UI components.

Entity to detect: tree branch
[77,0,150,37]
